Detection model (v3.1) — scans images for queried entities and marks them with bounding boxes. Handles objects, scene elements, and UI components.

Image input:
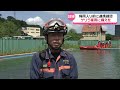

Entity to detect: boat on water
[79,40,114,50]
[79,46,119,50]
[80,46,101,50]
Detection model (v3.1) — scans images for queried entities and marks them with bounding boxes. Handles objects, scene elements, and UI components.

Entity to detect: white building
[21,27,41,38]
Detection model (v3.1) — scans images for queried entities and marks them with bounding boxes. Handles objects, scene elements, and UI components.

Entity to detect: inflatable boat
[80,46,101,50]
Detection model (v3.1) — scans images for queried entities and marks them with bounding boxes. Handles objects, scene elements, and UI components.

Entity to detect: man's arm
[69,54,78,79]
[30,53,43,79]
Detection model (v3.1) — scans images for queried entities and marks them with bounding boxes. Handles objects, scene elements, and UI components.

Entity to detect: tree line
[0,15,83,40]
[0,16,43,38]
[0,15,112,40]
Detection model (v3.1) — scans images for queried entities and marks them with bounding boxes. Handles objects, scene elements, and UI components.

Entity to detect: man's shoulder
[62,49,74,57]
[32,52,39,58]
[32,49,46,57]
[34,49,47,56]
[62,50,76,63]
[63,50,71,54]
[39,49,47,53]
[32,49,46,61]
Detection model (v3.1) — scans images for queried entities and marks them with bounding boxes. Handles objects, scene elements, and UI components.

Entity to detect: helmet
[43,18,68,36]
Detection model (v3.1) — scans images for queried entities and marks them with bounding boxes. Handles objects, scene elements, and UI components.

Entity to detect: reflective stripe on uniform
[56,55,61,62]
[40,68,55,73]
[59,66,71,71]
[40,65,71,73]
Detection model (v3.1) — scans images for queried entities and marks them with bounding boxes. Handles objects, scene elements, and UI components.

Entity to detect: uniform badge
[63,60,69,64]
[43,64,47,68]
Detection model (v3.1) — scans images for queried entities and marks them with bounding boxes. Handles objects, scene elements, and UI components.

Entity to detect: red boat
[80,46,101,50]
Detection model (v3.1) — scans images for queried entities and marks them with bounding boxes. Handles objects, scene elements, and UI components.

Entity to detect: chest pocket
[61,68,70,79]
[60,59,71,78]
[43,71,54,79]
[40,67,54,79]
[40,61,54,79]
[60,65,71,79]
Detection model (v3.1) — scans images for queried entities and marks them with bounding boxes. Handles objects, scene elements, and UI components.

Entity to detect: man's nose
[54,35,59,39]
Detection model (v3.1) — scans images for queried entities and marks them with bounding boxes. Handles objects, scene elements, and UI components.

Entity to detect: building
[21,27,41,39]
[115,25,120,36]
[112,25,120,40]
[80,24,106,41]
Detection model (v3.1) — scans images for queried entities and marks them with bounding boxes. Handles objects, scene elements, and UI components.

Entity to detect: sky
[0,11,120,35]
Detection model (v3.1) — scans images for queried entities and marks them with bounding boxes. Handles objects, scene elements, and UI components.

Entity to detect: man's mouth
[53,42,60,46]
[54,43,59,45]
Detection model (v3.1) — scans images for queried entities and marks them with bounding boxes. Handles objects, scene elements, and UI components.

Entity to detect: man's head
[43,18,68,50]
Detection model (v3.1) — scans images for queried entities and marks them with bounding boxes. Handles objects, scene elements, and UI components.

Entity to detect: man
[108,40,112,48]
[95,41,101,48]
[30,18,78,79]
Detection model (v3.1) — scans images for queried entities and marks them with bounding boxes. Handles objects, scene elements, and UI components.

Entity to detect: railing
[0,39,120,55]
[0,39,47,55]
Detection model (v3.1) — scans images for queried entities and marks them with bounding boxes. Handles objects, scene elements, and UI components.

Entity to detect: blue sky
[0,11,120,35]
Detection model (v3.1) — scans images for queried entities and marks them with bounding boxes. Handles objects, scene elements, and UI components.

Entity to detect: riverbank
[0,48,77,60]
[0,52,36,60]
[0,52,36,57]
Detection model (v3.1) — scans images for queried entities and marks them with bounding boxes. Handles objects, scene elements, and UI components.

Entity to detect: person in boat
[95,41,101,48]
[97,41,101,47]
[30,18,78,79]
[105,42,108,48]
[101,41,105,48]
[108,40,112,48]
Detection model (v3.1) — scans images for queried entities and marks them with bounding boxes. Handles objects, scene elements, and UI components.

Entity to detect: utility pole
[14,11,16,19]
[0,14,1,16]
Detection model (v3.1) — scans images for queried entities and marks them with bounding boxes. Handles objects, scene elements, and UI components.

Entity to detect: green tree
[0,16,43,38]
[7,16,16,21]
[0,21,21,37]
[67,29,82,40]
[0,22,5,38]
[106,34,113,40]
[0,17,5,22]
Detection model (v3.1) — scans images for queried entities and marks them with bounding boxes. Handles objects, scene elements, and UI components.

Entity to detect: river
[0,49,120,79]
[72,49,120,79]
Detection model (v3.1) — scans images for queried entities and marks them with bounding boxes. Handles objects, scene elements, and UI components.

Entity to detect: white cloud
[0,11,6,13]
[44,11,65,15]
[66,22,83,33]
[26,16,44,26]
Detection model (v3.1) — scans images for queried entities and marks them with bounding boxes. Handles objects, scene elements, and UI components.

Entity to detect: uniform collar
[45,48,67,60]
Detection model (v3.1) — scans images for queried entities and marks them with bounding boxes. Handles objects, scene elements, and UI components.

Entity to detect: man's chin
[53,47,60,50]
[52,46,61,50]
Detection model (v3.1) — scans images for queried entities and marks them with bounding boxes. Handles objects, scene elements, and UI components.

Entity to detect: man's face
[47,32,64,49]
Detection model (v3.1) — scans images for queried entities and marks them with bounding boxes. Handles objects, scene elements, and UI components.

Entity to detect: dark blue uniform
[30,48,78,79]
